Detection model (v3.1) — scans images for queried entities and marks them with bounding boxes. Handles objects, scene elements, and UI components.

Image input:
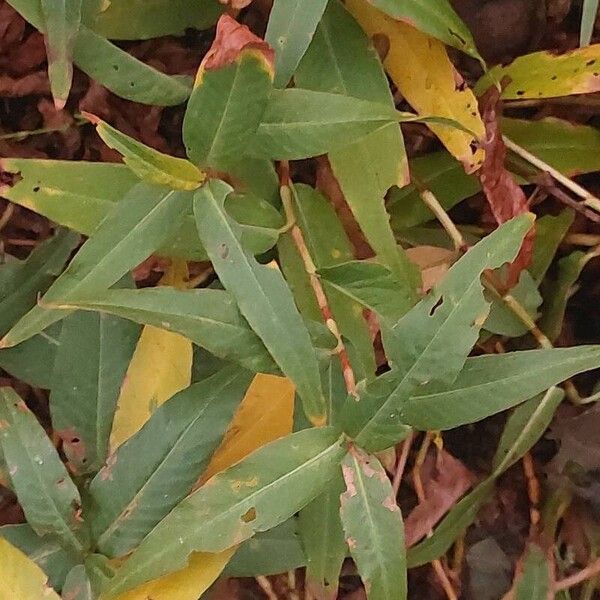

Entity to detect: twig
[185,267,213,289]
[256,575,279,600]
[554,556,600,592]
[392,432,414,494]
[278,162,357,397]
[522,453,541,536]
[504,135,600,215]
[418,188,467,252]
[535,176,600,225]
[0,203,14,233]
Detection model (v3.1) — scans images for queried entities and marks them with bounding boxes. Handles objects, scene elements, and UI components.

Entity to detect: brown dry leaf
[478,86,535,288]
[404,448,475,547]
[406,246,455,292]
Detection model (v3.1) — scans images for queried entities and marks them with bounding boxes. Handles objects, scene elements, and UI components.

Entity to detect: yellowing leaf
[111,547,236,600]
[0,537,61,600]
[346,0,485,172]
[109,261,193,450]
[199,373,296,483]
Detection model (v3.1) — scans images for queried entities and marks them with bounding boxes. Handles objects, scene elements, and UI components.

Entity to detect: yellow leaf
[110,374,295,600]
[199,373,296,483]
[0,537,61,600]
[112,547,236,600]
[346,0,485,173]
[109,261,193,451]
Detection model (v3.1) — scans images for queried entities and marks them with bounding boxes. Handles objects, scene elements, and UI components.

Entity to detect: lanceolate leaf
[295,0,417,292]
[0,230,79,337]
[85,0,223,40]
[402,347,600,430]
[476,45,600,99]
[102,428,346,598]
[86,115,205,190]
[40,0,81,108]
[340,448,407,600]
[0,388,86,555]
[367,0,481,60]
[252,89,397,160]
[62,565,93,600]
[265,0,329,87]
[50,310,141,473]
[194,180,326,426]
[345,215,532,451]
[183,16,274,169]
[515,545,552,600]
[346,0,485,173]
[0,523,77,591]
[89,367,252,557]
[298,473,347,599]
[47,288,277,374]
[0,537,61,600]
[1,184,190,348]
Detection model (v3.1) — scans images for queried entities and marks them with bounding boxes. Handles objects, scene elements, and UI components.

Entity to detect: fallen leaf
[404,448,475,547]
[406,246,455,292]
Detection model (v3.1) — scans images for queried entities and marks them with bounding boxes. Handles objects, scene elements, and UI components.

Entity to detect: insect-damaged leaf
[366,0,481,60]
[102,428,346,598]
[50,310,141,473]
[109,263,193,450]
[265,0,329,87]
[183,15,274,169]
[295,0,416,292]
[194,179,326,426]
[86,115,205,191]
[85,0,223,40]
[0,158,282,261]
[476,45,600,100]
[89,367,252,557]
[1,184,190,348]
[0,388,86,555]
[340,448,407,600]
[40,0,81,109]
[343,215,532,451]
[47,287,276,374]
[0,537,62,600]
[346,0,485,173]
[62,565,93,600]
[0,229,78,337]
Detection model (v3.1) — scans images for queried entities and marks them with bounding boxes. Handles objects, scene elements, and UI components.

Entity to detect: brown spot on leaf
[241,506,257,522]
[346,536,357,550]
[382,494,400,513]
[342,463,357,498]
[57,428,87,468]
[99,452,117,481]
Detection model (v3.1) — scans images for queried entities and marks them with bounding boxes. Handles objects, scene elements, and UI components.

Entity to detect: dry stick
[504,135,600,215]
[278,162,357,396]
[554,556,600,592]
[522,452,541,535]
[256,575,279,600]
[392,431,414,495]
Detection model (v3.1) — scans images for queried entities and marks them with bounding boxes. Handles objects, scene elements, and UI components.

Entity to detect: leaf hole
[429,296,444,317]
[0,170,22,187]
[241,507,256,523]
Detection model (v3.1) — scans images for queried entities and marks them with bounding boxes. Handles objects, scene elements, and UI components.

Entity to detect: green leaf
[88,366,252,557]
[476,46,600,99]
[367,0,481,60]
[298,473,347,599]
[183,52,273,169]
[540,250,591,342]
[102,427,346,598]
[40,0,81,108]
[0,230,79,336]
[389,117,600,230]
[515,545,551,600]
[278,184,376,377]
[295,0,417,291]
[402,346,600,430]
[581,0,600,46]
[1,184,190,348]
[225,519,306,577]
[62,565,93,600]
[0,324,62,389]
[0,388,86,555]
[529,210,574,284]
[252,89,397,160]
[85,0,223,40]
[0,159,283,260]
[345,215,532,451]
[407,387,564,567]
[46,287,277,374]
[50,310,141,473]
[88,116,205,190]
[0,523,77,591]
[319,260,413,324]
[194,180,326,425]
[265,0,329,87]
[340,449,406,600]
